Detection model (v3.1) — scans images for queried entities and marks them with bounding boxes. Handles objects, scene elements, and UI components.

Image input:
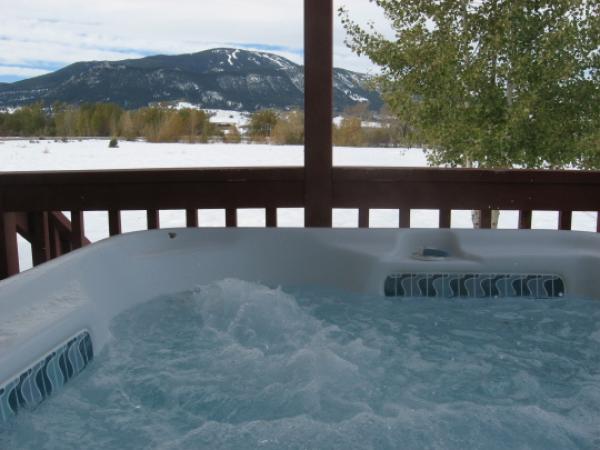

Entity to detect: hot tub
[1,229,599,448]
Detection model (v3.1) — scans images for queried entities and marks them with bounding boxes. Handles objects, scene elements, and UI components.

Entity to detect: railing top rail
[334,167,600,184]
[0,166,598,213]
[0,167,305,186]
[1,166,600,185]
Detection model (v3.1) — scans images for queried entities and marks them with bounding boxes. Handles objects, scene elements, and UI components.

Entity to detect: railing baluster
[49,219,62,258]
[226,209,237,228]
[519,210,532,229]
[108,209,122,236]
[399,209,410,229]
[70,210,85,249]
[147,209,160,230]
[29,212,51,266]
[266,207,277,228]
[597,212,600,233]
[480,209,492,229]
[558,211,572,231]
[186,209,198,228]
[439,209,451,229]
[358,208,369,228]
[0,212,20,279]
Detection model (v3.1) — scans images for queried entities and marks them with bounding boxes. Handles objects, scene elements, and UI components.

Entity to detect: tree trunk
[471,209,500,229]
[464,156,500,229]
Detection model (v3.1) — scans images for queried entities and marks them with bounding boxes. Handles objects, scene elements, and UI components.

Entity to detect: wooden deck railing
[1,166,599,279]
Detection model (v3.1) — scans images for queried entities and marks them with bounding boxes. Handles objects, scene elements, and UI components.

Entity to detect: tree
[334,117,364,147]
[272,110,304,145]
[249,109,279,142]
[340,0,600,169]
[223,124,242,144]
[157,110,187,142]
[119,111,137,141]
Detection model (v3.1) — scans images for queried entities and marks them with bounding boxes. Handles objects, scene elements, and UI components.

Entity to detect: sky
[0,0,391,83]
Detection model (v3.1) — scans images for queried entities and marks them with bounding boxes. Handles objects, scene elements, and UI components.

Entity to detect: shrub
[223,125,242,144]
[272,110,304,145]
[249,109,278,142]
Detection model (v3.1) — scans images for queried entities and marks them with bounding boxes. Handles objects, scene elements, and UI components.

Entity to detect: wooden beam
[304,0,333,227]
[0,212,19,279]
[332,168,600,211]
[0,168,304,212]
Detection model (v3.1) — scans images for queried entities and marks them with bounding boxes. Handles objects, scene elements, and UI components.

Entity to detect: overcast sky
[0,0,391,83]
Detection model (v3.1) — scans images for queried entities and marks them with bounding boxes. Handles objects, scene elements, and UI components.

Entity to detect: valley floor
[0,139,596,271]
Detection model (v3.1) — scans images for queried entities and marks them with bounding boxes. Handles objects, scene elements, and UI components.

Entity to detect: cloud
[0,65,51,78]
[0,0,392,81]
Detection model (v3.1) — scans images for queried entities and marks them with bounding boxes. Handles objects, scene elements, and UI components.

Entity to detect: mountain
[0,48,381,112]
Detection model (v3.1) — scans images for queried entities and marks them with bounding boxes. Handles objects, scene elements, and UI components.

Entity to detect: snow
[333,116,384,129]
[362,121,384,129]
[172,104,248,127]
[0,140,427,171]
[259,52,291,70]
[0,139,596,272]
[207,110,249,127]
[173,102,197,110]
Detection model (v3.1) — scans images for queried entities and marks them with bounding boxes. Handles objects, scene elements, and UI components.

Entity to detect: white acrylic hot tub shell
[1,228,599,385]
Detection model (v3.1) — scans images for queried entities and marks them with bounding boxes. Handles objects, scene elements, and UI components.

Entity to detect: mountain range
[0,48,381,112]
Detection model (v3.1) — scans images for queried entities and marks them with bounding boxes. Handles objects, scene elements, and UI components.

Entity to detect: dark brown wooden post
[304,0,333,227]
[399,209,411,228]
[0,212,20,279]
[439,209,451,229]
[358,208,369,228]
[71,210,85,249]
[49,221,62,259]
[226,209,237,228]
[29,212,51,266]
[147,209,160,230]
[519,210,532,229]
[266,207,277,228]
[480,209,493,229]
[186,209,198,228]
[558,211,572,231]
[108,209,122,236]
[597,212,600,233]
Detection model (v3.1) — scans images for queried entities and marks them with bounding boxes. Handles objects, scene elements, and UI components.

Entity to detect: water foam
[2,279,599,449]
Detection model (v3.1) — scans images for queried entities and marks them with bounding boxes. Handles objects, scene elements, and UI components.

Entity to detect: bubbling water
[2,279,599,449]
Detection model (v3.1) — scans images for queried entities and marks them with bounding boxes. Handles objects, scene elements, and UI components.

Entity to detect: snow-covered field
[0,139,596,272]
